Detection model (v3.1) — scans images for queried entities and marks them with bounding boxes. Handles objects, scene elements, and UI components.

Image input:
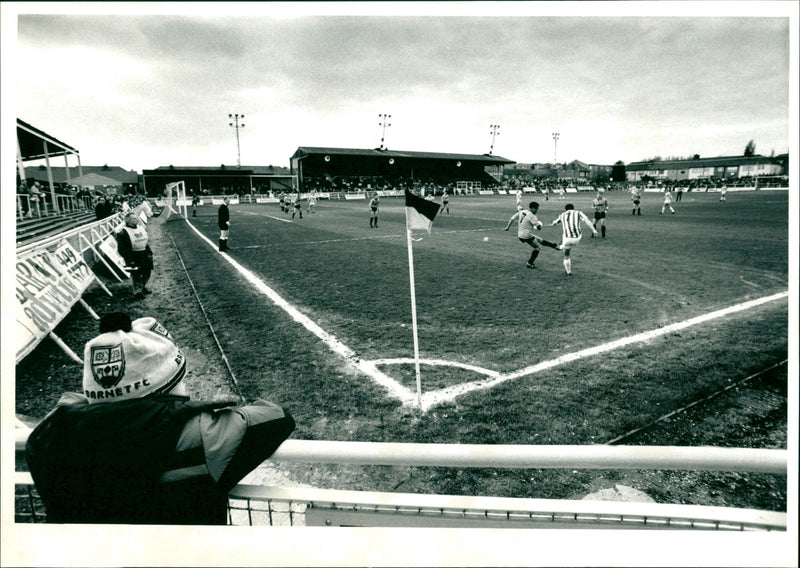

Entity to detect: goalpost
[165,181,187,217]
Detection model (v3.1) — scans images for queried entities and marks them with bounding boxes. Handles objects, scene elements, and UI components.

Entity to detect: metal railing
[13,431,787,529]
[16,193,94,221]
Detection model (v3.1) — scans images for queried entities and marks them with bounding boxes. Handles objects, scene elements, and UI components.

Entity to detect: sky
[2,2,796,174]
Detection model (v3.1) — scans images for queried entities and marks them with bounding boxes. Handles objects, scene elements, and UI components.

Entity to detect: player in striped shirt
[550,203,598,275]
[504,201,559,269]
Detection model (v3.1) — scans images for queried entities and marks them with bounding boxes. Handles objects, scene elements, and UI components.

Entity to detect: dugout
[291,147,515,193]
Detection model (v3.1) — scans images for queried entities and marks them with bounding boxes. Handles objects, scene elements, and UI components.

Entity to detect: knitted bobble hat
[83,316,187,403]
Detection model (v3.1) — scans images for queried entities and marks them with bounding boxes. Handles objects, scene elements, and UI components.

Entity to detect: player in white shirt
[515,189,523,208]
[630,186,642,215]
[719,185,728,202]
[306,191,317,213]
[504,201,559,269]
[591,191,609,238]
[660,189,676,214]
[368,195,380,228]
[440,190,451,214]
[550,203,598,275]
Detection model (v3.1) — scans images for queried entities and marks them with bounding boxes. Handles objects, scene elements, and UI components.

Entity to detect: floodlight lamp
[389,158,395,165]
[325,156,331,162]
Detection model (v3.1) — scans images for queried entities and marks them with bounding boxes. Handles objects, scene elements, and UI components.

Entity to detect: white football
[483,236,489,242]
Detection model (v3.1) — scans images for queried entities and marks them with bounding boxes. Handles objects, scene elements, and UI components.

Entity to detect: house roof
[627,155,779,171]
[565,160,591,170]
[24,165,139,184]
[150,165,290,175]
[292,146,515,165]
[68,172,124,187]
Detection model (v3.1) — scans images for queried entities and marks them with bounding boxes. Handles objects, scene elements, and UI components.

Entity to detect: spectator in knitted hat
[25,312,295,525]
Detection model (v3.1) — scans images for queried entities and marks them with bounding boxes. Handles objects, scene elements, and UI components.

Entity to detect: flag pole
[406,227,423,409]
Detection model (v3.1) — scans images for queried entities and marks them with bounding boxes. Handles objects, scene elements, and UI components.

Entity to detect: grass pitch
[180,189,788,375]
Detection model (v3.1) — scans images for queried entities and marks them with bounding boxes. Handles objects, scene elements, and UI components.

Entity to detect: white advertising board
[98,235,130,276]
[15,242,97,362]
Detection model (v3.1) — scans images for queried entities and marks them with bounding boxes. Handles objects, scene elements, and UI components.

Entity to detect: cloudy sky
[3,2,795,173]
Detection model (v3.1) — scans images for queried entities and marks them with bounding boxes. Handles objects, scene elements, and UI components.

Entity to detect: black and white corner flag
[404,189,440,234]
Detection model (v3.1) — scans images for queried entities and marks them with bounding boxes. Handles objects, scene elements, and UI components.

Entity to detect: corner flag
[403,189,441,408]
[405,189,440,233]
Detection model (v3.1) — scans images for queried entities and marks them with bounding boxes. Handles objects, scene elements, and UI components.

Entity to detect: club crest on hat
[149,321,172,339]
[90,344,125,389]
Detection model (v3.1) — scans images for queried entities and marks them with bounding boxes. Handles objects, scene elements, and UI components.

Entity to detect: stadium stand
[15,208,97,246]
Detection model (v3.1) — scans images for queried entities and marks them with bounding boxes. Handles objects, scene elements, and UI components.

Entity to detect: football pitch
[169,189,791,505]
[169,188,787,427]
[174,191,787,396]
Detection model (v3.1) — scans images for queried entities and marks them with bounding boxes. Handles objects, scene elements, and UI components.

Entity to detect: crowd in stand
[301,174,497,196]
[500,173,789,193]
[625,175,789,190]
[16,176,145,218]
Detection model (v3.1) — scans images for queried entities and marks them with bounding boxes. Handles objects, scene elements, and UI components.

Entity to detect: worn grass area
[15,190,790,512]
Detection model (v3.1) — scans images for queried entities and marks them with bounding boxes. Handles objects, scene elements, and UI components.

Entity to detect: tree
[610,160,626,182]
[744,140,756,157]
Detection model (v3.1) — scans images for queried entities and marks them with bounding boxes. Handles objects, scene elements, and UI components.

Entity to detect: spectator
[117,211,154,298]
[29,182,43,215]
[25,312,296,524]
[18,180,31,217]
[94,195,112,220]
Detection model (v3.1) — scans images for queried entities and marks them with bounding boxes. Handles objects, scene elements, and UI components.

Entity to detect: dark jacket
[95,201,109,220]
[26,394,295,524]
[218,203,230,230]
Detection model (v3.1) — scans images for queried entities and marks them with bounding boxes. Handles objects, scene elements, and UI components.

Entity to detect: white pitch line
[417,290,789,411]
[184,217,788,412]
[240,211,294,223]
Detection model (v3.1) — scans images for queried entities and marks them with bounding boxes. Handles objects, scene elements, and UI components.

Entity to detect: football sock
[529,250,540,264]
[564,258,571,273]
[601,226,606,237]
[542,239,558,249]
